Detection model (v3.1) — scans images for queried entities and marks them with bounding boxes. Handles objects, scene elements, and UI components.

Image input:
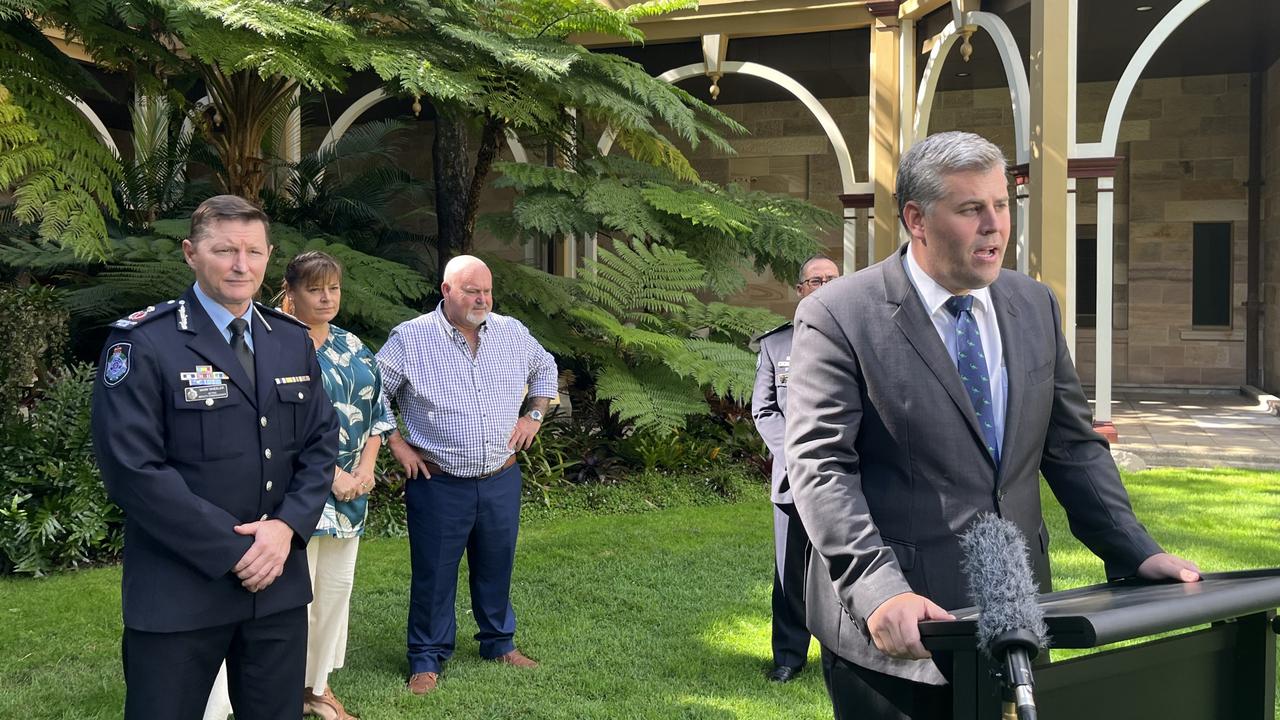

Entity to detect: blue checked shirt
[376,303,558,477]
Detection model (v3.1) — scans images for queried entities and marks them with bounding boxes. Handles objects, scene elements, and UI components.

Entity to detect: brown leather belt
[422,454,517,480]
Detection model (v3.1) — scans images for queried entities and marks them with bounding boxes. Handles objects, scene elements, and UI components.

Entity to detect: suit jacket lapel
[882,250,990,460]
[990,276,1028,486]
[182,288,258,408]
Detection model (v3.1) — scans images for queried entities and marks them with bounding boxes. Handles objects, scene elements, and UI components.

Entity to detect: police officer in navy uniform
[91,195,339,720]
[751,254,841,683]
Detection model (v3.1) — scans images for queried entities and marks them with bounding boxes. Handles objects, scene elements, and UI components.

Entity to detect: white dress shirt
[903,246,1007,448]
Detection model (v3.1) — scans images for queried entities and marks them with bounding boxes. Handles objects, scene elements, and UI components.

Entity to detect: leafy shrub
[490,242,785,435]
[0,283,66,417]
[0,363,121,575]
[518,464,764,524]
[364,454,409,539]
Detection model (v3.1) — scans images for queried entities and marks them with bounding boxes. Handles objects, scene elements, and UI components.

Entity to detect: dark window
[1192,223,1232,327]
[1076,225,1096,328]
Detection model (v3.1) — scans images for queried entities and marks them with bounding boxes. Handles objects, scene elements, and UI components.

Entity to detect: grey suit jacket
[784,246,1162,684]
[752,324,793,504]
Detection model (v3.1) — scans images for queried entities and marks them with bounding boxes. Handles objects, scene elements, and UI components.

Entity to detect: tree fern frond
[580,240,702,323]
[640,183,754,235]
[594,359,707,433]
[511,191,597,237]
[582,180,672,242]
[682,302,787,341]
[485,255,578,314]
[492,161,591,194]
[666,338,757,403]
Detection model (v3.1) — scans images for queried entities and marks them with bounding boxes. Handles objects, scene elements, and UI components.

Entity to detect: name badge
[778,358,791,386]
[185,385,229,402]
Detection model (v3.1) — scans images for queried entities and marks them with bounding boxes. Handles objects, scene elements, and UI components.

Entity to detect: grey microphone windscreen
[959,513,1049,656]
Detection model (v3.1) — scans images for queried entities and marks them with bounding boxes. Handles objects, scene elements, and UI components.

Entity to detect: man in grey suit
[784,131,1200,720]
[752,254,841,683]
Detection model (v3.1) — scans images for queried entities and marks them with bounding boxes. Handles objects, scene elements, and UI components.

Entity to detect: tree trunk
[200,66,296,205]
[463,115,504,247]
[432,103,471,283]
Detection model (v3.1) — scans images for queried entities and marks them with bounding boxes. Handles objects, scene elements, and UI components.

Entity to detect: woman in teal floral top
[284,251,395,720]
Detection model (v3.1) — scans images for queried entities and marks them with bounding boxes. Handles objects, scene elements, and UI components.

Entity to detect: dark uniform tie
[228,317,255,392]
[944,295,1000,465]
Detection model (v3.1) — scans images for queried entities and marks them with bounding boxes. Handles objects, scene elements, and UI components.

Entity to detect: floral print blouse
[314,325,396,538]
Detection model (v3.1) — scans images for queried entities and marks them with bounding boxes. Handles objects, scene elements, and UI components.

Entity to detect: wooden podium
[919,569,1280,719]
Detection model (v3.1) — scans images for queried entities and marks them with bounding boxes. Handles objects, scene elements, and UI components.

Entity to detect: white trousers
[304,535,361,691]
[202,535,361,719]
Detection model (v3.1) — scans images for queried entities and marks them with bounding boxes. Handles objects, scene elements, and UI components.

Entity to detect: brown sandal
[303,686,358,720]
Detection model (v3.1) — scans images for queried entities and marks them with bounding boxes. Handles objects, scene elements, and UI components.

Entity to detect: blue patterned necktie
[944,295,1000,465]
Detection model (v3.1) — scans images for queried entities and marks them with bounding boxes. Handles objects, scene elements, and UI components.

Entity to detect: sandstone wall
[677,73,1258,386]
[1263,59,1280,394]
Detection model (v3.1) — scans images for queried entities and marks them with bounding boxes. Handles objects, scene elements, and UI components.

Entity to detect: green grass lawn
[0,468,1276,719]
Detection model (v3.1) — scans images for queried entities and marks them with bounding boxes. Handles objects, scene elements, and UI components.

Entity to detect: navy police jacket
[91,286,338,633]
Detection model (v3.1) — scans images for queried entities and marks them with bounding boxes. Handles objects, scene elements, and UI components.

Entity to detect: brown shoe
[303,686,357,720]
[491,649,539,668]
[407,671,439,695]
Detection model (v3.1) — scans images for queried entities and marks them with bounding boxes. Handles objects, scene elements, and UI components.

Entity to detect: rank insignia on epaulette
[111,301,179,330]
[127,306,156,321]
[103,343,132,387]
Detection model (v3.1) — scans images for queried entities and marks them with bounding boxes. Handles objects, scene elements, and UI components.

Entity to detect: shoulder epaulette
[254,302,310,330]
[108,300,181,330]
[754,321,793,344]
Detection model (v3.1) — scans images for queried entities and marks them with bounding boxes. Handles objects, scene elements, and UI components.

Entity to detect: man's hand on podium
[1137,552,1202,583]
[867,592,957,659]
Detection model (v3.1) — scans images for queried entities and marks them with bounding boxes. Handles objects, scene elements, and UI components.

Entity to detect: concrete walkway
[1106,392,1280,471]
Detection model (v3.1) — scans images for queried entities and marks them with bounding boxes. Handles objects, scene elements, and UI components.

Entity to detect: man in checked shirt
[378,255,558,696]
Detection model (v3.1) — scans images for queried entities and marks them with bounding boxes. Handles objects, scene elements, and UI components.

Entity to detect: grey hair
[797,254,836,284]
[896,131,1007,231]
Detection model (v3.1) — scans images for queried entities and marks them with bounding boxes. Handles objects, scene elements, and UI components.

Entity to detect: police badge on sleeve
[103,343,132,387]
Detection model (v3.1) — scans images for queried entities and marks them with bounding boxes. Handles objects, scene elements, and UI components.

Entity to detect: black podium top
[920,568,1280,651]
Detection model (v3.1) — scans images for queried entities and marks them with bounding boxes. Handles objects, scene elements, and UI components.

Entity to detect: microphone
[959,513,1049,720]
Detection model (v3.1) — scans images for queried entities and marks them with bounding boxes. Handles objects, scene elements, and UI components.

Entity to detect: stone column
[868,2,902,261]
[524,237,540,268]
[842,208,858,275]
[1094,175,1117,438]
[898,17,917,156]
[1015,175,1030,275]
[1029,0,1071,328]
[1065,176,1078,359]
[560,235,578,279]
[839,192,875,273]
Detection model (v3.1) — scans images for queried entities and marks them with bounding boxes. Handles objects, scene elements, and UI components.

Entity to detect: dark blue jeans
[405,463,522,675]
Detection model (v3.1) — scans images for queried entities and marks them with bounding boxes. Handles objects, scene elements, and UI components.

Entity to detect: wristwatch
[526,409,544,422]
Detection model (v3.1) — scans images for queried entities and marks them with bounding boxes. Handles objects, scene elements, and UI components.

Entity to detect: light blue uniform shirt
[191,282,255,351]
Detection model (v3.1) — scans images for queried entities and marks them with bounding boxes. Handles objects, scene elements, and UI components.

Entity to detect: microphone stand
[990,628,1040,720]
